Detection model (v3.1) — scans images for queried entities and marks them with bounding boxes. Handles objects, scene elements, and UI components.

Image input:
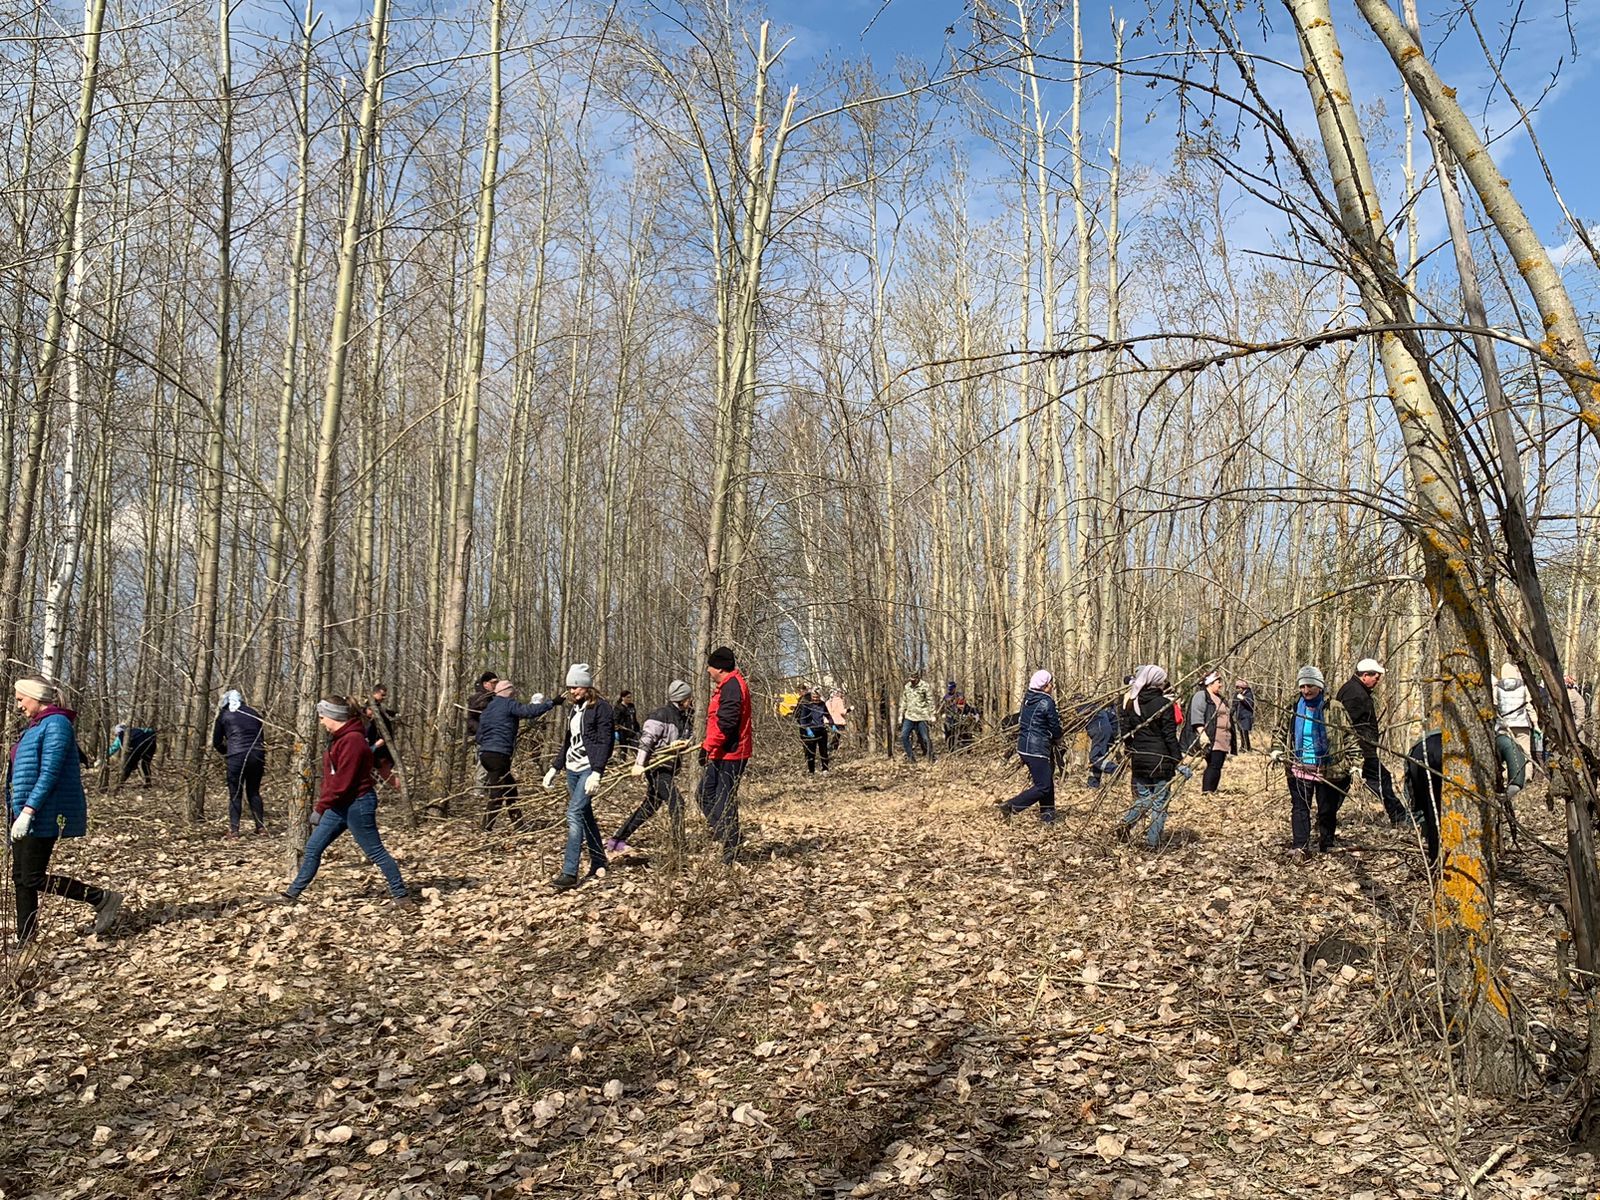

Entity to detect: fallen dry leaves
[0,751,1595,1197]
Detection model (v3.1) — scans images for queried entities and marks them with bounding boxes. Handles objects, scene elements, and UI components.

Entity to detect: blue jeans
[901,719,934,762]
[1122,779,1172,848]
[287,792,407,898]
[1007,754,1056,819]
[564,769,608,877]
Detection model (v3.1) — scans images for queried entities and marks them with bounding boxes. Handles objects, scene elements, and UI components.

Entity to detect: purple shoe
[605,837,630,854]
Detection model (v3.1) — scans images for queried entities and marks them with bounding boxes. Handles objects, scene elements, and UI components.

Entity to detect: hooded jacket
[318,718,375,813]
[637,701,691,773]
[212,704,266,763]
[1495,667,1535,731]
[9,705,88,837]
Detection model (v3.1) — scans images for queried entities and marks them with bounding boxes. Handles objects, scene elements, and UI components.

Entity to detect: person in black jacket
[466,670,498,803]
[609,681,694,852]
[614,691,641,752]
[212,689,266,836]
[109,724,158,792]
[1116,666,1183,848]
[366,684,401,790]
[1335,659,1410,826]
[544,663,614,889]
[475,680,558,831]
[794,686,833,774]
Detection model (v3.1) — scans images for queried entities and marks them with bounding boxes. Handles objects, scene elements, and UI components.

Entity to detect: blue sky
[769,0,1600,268]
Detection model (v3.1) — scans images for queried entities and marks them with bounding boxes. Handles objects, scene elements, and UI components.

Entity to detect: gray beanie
[565,662,594,688]
[1296,665,1325,688]
[667,679,692,702]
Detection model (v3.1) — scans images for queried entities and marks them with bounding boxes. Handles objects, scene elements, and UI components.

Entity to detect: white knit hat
[565,663,594,688]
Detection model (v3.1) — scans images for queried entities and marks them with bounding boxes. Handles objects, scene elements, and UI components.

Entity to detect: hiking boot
[994,801,1015,820]
[389,894,419,911]
[225,829,240,840]
[551,873,579,891]
[1040,810,1059,825]
[91,890,123,936]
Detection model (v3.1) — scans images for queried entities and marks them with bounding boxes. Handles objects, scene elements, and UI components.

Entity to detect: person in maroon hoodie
[279,696,413,906]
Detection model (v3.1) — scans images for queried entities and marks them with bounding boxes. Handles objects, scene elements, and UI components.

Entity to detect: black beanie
[707,646,737,671]
[478,670,499,685]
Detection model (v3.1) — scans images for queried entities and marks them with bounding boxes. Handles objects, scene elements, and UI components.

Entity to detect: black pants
[1236,727,1252,753]
[802,731,831,774]
[119,739,155,786]
[227,755,265,832]
[615,769,684,844]
[1006,755,1056,818]
[698,758,746,861]
[479,752,520,831]
[1201,749,1229,793]
[1288,772,1346,850]
[12,835,104,944]
[1361,757,1409,824]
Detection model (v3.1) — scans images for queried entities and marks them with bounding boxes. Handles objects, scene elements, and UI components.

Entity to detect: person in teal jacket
[9,676,122,944]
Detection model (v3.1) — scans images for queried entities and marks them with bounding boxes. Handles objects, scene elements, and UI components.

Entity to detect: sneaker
[551,873,579,891]
[272,891,299,906]
[994,801,1015,819]
[91,890,123,935]
[604,838,630,854]
[1040,811,1058,825]
[254,826,269,836]
[225,829,240,840]
[1285,846,1312,863]
[389,894,419,911]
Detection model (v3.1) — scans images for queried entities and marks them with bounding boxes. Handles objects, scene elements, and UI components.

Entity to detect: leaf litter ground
[1,748,1594,1198]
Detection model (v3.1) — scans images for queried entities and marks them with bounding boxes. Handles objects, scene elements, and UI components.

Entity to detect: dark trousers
[12,835,104,944]
[698,758,746,861]
[615,769,684,844]
[118,739,155,786]
[479,751,520,831]
[1236,726,1252,752]
[1288,772,1346,850]
[1361,757,1409,824]
[1201,749,1229,793]
[802,731,831,773]
[227,755,265,832]
[1006,755,1056,818]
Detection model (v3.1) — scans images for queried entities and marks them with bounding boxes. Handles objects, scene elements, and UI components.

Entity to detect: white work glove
[531,693,545,704]
[542,768,557,790]
[664,739,690,755]
[1198,731,1211,751]
[629,763,646,777]
[1268,749,1284,764]
[11,808,34,840]
[584,772,602,798]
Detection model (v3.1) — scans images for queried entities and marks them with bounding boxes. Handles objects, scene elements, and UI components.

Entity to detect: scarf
[1126,665,1169,715]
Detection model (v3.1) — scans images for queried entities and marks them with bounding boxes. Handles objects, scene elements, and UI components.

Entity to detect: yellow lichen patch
[1443,85,1457,99]
[1400,45,1421,61]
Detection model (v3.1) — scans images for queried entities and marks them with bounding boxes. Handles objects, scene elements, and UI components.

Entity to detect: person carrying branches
[607,680,695,854]
[1270,666,1362,861]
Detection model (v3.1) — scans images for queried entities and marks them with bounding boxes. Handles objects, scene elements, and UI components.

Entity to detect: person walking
[1270,666,1361,859]
[795,686,832,775]
[900,671,936,764]
[1196,673,1233,793]
[1404,728,1528,863]
[608,681,694,853]
[1232,679,1256,753]
[614,690,641,753]
[365,684,401,791]
[945,692,980,754]
[476,679,558,832]
[280,697,413,906]
[9,676,123,945]
[1184,675,1217,758]
[1566,673,1588,746]
[998,671,1062,821]
[212,689,267,836]
[825,687,849,755]
[1495,662,1539,773]
[1077,695,1121,788]
[1335,658,1410,826]
[108,723,157,792]
[544,664,613,890]
[699,646,753,863]
[1115,666,1183,848]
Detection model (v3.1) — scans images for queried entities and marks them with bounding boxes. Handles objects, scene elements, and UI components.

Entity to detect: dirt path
[0,751,1591,1197]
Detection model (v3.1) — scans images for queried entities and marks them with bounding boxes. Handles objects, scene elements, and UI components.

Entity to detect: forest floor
[0,745,1596,1199]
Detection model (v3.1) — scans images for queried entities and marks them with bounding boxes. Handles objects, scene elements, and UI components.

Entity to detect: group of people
[464,647,755,889]
[993,654,1587,861]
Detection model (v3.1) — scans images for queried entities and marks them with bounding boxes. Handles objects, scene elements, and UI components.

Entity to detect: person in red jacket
[279,696,413,907]
[699,646,752,863]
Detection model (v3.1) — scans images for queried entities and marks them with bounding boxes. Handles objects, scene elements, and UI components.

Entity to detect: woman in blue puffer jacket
[998,670,1062,822]
[9,676,122,944]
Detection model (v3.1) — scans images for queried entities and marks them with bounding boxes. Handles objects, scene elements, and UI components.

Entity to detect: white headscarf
[223,689,243,712]
[1125,665,1169,716]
